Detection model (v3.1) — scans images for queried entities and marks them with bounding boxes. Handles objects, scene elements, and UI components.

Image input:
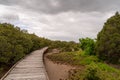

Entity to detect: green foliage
[79,37,95,55]
[79,55,99,65]
[84,63,120,80]
[47,51,120,80]
[50,40,79,52]
[0,23,51,75]
[84,63,101,80]
[96,12,120,63]
[68,62,120,80]
[47,51,99,66]
[0,36,12,64]
[10,45,24,64]
[47,51,79,65]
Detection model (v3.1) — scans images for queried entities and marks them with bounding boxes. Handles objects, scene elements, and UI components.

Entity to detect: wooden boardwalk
[1,47,49,80]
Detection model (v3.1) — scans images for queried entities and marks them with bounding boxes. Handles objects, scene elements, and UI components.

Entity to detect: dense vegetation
[47,12,120,80]
[0,23,79,77]
[47,51,99,66]
[50,40,79,52]
[47,51,120,80]
[0,23,50,76]
[96,12,120,64]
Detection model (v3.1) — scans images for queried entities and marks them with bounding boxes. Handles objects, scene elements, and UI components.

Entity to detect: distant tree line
[50,40,79,52]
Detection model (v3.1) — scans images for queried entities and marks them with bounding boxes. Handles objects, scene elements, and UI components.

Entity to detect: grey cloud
[58,0,120,12]
[0,0,59,13]
[0,0,17,5]
[0,0,120,14]
[0,0,117,42]
[0,13,19,23]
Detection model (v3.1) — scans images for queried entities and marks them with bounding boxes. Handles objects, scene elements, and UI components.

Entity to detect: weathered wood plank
[2,47,49,80]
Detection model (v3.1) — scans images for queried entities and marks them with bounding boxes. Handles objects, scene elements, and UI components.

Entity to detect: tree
[79,38,95,55]
[96,12,120,63]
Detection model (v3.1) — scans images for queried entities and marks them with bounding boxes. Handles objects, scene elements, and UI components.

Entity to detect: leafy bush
[84,62,120,80]
[84,63,101,80]
[79,38,95,55]
[68,62,120,80]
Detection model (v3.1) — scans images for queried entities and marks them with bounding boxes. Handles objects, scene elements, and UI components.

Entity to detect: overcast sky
[0,0,119,42]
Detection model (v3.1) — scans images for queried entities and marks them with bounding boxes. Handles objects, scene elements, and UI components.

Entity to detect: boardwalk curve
[1,47,49,80]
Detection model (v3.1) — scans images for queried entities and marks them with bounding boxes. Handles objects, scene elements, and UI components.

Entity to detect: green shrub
[79,38,95,55]
[84,66,101,80]
[68,62,120,80]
